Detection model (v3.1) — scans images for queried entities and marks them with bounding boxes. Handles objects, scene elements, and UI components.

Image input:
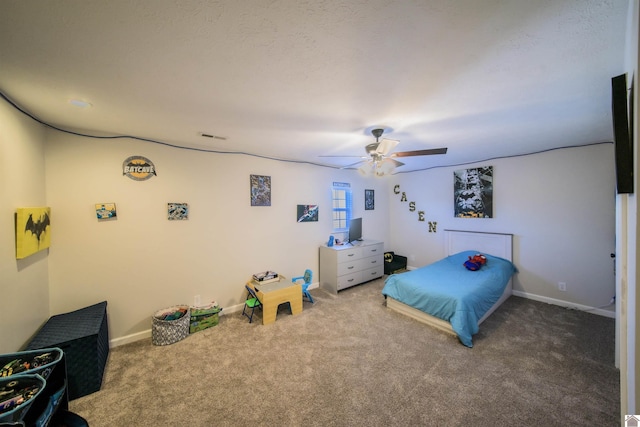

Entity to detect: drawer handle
[371,249,377,252]
[348,266,354,269]
[348,253,355,257]
[347,278,354,282]
[371,260,377,264]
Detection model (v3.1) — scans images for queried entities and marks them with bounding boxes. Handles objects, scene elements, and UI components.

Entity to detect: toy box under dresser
[319,240,384,294]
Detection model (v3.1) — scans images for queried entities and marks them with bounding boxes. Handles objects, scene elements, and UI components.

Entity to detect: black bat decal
[25,212,50,243]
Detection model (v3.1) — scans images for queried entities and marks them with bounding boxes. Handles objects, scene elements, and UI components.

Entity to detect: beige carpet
[69,278,619,426]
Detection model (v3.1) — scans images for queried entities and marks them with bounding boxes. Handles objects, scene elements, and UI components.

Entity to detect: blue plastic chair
[292,269,314,303]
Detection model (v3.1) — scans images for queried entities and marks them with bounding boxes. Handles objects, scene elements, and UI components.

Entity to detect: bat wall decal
[25,212,50,243]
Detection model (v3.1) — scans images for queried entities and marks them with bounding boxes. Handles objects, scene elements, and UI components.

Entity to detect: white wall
[43,129,391,345]
[0,99,50,353]
[0,103,618,350]
[388,143,616,314]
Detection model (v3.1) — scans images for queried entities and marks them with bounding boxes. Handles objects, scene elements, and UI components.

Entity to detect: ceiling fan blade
[318,155,367,158]
[382,158,405,168]
[375,138,399,156]
[341,160,368,169]
[390,147,448,158]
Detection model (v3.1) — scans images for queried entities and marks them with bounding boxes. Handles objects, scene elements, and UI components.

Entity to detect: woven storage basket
[152,305,190,346]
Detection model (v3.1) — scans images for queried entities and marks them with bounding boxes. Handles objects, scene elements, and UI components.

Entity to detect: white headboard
[444,230,513,261]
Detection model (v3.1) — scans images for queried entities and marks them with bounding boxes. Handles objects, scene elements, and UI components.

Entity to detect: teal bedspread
[382,250,516,347]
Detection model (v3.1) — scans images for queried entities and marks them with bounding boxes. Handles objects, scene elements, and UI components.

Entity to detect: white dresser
[319,240,384,294]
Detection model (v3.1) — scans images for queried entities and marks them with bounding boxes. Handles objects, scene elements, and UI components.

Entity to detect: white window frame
[332,182,352,232]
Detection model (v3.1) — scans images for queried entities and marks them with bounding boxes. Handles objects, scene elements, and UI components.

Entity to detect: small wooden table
[248,276,303,325]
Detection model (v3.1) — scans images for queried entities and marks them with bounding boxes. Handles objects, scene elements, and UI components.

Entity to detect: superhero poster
[96,203,117,220]
[168,203,189,220]
[454,166,493,218]
[250,175,271,206]
[16,207,51,259]
[297,205,318,222]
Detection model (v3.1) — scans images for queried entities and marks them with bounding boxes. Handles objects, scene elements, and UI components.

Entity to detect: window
[332,182,352,232]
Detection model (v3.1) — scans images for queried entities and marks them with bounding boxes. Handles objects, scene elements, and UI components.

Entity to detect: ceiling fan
[337,128,448,176]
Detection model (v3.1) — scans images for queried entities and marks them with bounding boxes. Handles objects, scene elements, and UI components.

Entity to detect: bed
[382,230,516,347]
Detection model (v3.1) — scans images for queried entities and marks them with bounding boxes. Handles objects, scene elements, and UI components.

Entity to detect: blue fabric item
[382,251,516,347]
[463,259,480,270]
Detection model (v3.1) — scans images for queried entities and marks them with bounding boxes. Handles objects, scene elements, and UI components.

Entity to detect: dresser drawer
[337,260,360,276]
[358,254,383,270]
[362,243,383,258]
[336,247,362,263]
[337,271,362,291]
[361,265,383,282]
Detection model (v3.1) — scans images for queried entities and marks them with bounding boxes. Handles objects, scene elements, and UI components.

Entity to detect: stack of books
[252,271,279,284]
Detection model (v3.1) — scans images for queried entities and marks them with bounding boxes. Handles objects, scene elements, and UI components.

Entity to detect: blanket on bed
[381,250,516,347]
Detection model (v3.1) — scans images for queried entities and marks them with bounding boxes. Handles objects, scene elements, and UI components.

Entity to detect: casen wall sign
[123,156,157,181]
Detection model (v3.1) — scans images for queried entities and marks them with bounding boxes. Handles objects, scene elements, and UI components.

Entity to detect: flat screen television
[348,217,362,244]
[612,73,634,194]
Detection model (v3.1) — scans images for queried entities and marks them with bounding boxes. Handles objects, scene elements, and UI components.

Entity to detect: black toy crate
[384,251,408,275]
[26,301,109,400]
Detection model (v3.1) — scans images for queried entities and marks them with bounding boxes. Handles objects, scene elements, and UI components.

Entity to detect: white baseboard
[511,290,615,318]
[222,303,244,314]
[110,330,151,347]
[115,283,616,348]
[109,299,258,348]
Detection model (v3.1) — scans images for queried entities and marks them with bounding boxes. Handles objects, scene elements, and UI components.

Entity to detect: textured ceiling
[0,0,631,173]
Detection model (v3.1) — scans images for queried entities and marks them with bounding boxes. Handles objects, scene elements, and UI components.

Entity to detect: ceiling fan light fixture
[358,163,372,176]
[377,160,396,176]
[357,159,396,177]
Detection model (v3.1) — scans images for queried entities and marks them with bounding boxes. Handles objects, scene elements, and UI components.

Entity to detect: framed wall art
[250,175,271,206]
[168,203,189,220]
[454,166,493,218]
[297,205,318,222]
[365,189,375,210]
[16,207,51,259]
[96,203,117,220]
